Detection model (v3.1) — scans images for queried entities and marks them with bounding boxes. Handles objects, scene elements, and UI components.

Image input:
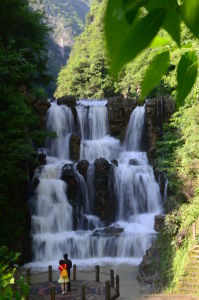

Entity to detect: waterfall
[30,99,163,267]
[46,102,74,159]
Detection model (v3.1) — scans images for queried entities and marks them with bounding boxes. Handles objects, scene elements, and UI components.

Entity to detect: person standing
[64,253,72,292]
[58,259,69,294]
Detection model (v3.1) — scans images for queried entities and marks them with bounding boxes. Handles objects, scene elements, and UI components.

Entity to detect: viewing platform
[21,265,120,300]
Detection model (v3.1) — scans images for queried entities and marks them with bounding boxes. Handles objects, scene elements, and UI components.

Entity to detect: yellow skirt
[58,276,69,283]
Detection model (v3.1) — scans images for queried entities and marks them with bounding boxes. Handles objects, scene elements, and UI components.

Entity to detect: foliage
[105,0,199,106]
[55,0,116,99]
[0,246,30,299]
[151,101,199,290]
[0,0,49,254]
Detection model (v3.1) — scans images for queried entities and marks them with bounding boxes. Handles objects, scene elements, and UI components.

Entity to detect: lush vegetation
[0,0,49,259]
[55,0,116,99]
[0,246,29,299]
[148,101,199,291]
[31,0,90,96]
[55,0,199,104]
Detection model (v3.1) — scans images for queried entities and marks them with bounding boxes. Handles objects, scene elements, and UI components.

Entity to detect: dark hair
[59,259,64,265]
[63,253,68,259]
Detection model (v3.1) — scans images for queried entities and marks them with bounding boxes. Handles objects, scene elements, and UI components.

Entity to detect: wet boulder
[128,159,139,166]
[61,164,77,205]
[93,227,123,237]
[76,160,89,182]
[111,159,118,167]
[70,134,80,161]
[94,158,116,223]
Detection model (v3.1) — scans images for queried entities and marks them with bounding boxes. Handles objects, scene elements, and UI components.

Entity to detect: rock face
[76,160,89,182]
[145,96,175,163]
[154,215,165,232]
[94,158,117,222]
[57,95,77,121]
[70,134,80,161]
[61,164,78,206]
[107,96,137,141]
[139,243,161,285]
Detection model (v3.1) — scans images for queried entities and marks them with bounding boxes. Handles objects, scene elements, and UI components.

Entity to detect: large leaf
[176,51,198,107]
[145,0,178,11]
[141,51,170,100]
[122,0,147,24]
[181,0,199,38]
[105,4,167,74]
[150,36,171,48]
[163,8,181,47]
[105,0,132,67]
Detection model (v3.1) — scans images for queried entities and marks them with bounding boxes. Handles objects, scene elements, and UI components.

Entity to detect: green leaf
[163,8,181,47]
[141,51,170,100]
[181,0,199,38]
[145,0,178,11]
[150,36,171,48]
[105,0,131,69]
[105,5,167,74]
[122,0,147,24]
[176,51,198,107]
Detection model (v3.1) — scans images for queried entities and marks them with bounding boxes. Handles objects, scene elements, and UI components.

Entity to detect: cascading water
[30,99,163,267]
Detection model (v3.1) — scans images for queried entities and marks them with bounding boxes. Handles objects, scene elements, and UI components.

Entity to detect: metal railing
[22,264,120,300]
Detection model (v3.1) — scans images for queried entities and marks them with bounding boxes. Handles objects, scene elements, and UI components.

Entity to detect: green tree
[0,0,49,255]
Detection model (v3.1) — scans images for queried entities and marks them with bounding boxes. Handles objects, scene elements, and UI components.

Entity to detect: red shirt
[59,263,67,275]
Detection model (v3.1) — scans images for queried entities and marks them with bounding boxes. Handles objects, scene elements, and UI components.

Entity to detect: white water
[30,100,162,267]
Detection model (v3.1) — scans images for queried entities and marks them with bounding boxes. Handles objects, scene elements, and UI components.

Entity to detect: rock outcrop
[139,243,161,286]
[70,134,80,161]
[57,95,77,121]
[145,96,175,163]
[107,96,137,141]
[94,158,117,222]
[61,164,78,206]
[76,160,89,182]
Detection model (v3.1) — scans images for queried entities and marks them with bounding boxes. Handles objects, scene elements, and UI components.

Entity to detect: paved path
[30,279,118,300]
[139,295,199,300]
